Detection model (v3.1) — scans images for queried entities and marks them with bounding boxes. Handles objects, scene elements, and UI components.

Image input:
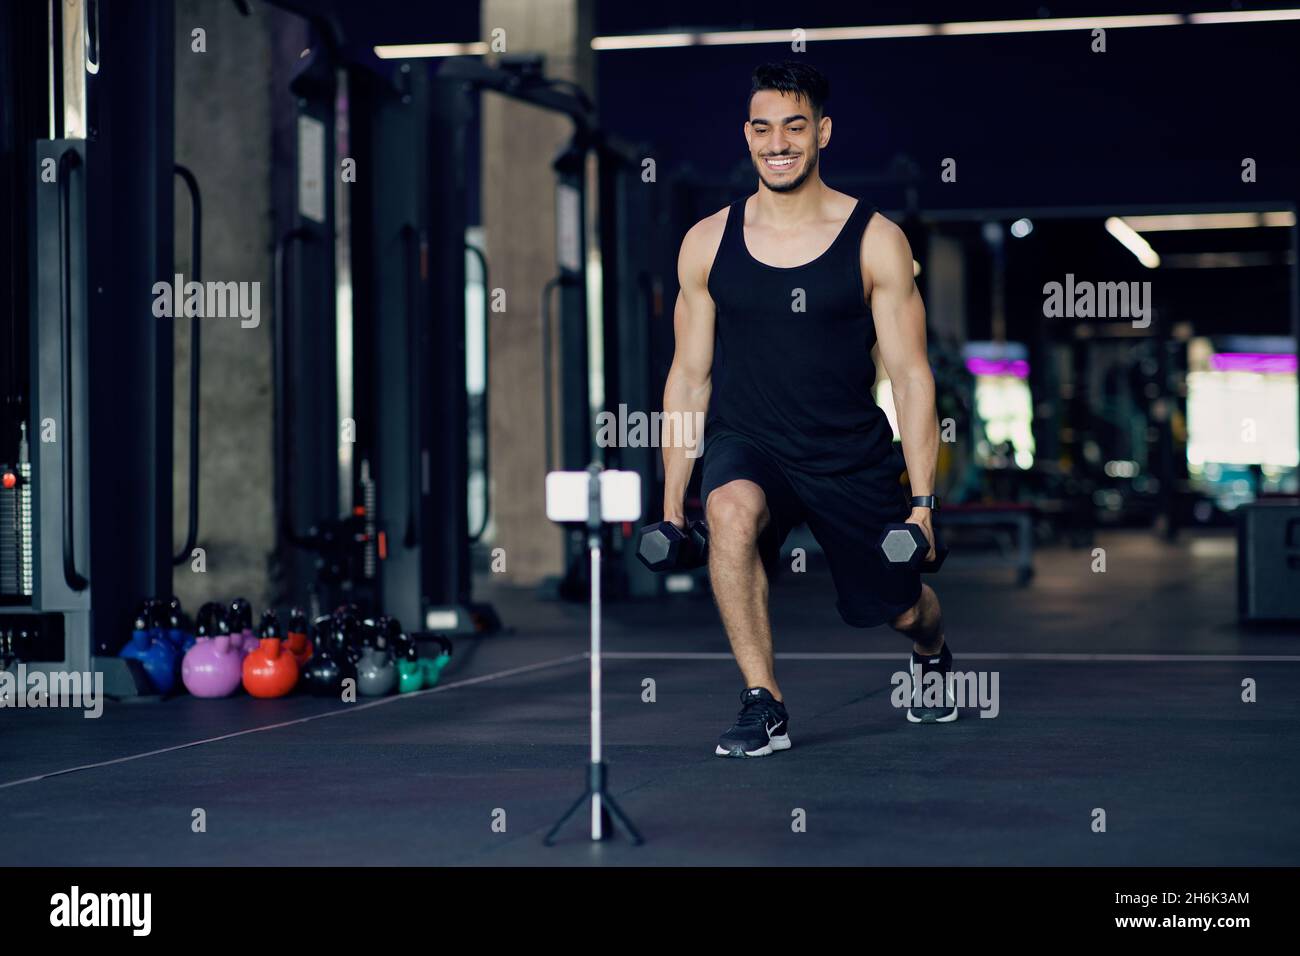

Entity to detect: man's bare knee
[706,481,768,546]
[890,599,923,632]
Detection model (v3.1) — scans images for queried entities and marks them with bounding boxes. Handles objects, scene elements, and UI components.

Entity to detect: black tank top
[705,196,895,474]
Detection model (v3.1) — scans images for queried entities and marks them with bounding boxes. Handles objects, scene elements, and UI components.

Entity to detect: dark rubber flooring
[1,529,1297,866]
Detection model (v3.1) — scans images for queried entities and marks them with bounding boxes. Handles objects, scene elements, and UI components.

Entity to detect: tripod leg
[600,793,645,845]
[543,789,592,846]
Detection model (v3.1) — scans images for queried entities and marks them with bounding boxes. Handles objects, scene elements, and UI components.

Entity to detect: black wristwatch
[910,495,939,511]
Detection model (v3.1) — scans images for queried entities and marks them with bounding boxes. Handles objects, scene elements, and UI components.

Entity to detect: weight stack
[0,464,17,595]
[1237,500,1300,623]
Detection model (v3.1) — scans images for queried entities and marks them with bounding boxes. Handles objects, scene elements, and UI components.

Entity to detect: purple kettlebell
[182,603,243,698]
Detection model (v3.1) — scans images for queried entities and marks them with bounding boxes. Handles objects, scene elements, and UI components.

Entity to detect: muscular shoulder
[677,205,730,287]
[860,210,914,291]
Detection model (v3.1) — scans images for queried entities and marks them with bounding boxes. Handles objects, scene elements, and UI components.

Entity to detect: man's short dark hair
[748,61,830,119]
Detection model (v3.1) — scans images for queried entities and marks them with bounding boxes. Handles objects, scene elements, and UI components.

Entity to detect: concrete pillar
[481,0,594,584]
[172,0,275,611]
[926,233,969,499]
[927,234,967,346]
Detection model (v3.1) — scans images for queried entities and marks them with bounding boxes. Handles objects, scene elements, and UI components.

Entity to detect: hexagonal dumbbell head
[636,522,686,573]
[877,524,926,569]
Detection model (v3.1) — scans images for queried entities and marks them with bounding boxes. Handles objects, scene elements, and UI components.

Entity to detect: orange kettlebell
[283,607,314,668]
[242,609,299,698]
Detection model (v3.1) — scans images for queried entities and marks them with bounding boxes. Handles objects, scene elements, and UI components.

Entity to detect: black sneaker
[906,643,959,723]
[715,687,791,757]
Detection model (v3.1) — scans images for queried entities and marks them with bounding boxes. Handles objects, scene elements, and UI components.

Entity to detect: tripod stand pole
[589,541,603,840]
[542,464,644,846]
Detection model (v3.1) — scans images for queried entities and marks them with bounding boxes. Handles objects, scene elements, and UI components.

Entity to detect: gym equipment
[396,643,423,694]
[118,613,151,662]
[269,53,498,638]
[635,520,709,573]
[331,606,365,667]
[230,598,256,657]
[165,596,194,652]
[284,607,313,667]
[242,610,298,699]
[15,6,176,691]
[391,631,454,692]
[356,646,396,697]
[356,621,397,697]
[1238,501,1300,622]
[145,600,168,647]
[419,634,453,690]
[138,632,179,696]
[877,523,949,573]
[300,616,355,697]
[419,652,451,689]
[181,606,243,698]
[211,607,237,653]
[118,604,179,695]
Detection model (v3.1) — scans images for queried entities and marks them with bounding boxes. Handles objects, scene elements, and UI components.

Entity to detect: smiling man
[661,61,955,757]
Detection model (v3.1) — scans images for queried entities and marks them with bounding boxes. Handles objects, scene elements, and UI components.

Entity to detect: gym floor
[2,529,1296,867]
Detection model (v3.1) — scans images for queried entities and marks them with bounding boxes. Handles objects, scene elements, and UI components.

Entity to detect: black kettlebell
[301,618,355,696]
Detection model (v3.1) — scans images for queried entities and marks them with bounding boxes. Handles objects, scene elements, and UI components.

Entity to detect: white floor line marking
[600,651,1300,662]
[0,652,588,791]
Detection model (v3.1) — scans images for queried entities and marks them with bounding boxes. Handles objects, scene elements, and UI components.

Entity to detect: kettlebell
[230,598,257,657]
[118,609,159,691]
[145,599,168,647]
[356,621,397,697]
[138,603,180,696]
[119,603,179,695]
[181,603,243,698]
[284,607,314,667]
[300,617,354,697]
[420,635,454,690]
[166,595,195,652]
[243,609,299,698]
[396,641,423,694]
[332,606,364,667]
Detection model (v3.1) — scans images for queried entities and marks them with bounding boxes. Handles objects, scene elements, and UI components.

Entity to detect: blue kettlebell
[119,610,153,667]
[120,604,179,694]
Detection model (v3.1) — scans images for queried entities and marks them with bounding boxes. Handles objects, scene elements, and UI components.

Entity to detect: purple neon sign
[965,357,1030,378]
[1209,352,1297,374]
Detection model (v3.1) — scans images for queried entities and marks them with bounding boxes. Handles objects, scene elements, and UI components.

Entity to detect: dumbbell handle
[915,527,948,573]
[919,546,949,573]
[636,519,709,573]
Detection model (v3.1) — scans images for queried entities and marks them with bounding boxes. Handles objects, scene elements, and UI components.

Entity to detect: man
[661,61,954,758]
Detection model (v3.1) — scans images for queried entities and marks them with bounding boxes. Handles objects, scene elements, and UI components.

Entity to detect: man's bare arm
[866,216,938,544]
[662,222,719,525]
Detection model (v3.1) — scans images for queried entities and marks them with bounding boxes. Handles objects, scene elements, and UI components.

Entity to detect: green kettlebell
[420,653,450,689]
[397,644,423,694]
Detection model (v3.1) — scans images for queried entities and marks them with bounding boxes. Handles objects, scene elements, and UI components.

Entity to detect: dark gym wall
[593,18,1300,215]
[172,0,277,611]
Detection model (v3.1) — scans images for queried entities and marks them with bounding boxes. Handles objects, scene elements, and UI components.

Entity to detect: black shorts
[699,430,921,628]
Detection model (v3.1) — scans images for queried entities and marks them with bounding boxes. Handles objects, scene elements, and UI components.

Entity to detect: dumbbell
[877,522,949,573]
[636,520,709,573]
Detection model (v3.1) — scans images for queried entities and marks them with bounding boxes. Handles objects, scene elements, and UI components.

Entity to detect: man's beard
[754,147,819,193]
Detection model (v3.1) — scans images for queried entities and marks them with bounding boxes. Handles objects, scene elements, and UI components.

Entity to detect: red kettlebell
[242,609,299,698]
[284,606,314,668]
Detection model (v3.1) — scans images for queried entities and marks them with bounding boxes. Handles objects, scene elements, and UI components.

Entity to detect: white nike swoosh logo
[766,721,781,736]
